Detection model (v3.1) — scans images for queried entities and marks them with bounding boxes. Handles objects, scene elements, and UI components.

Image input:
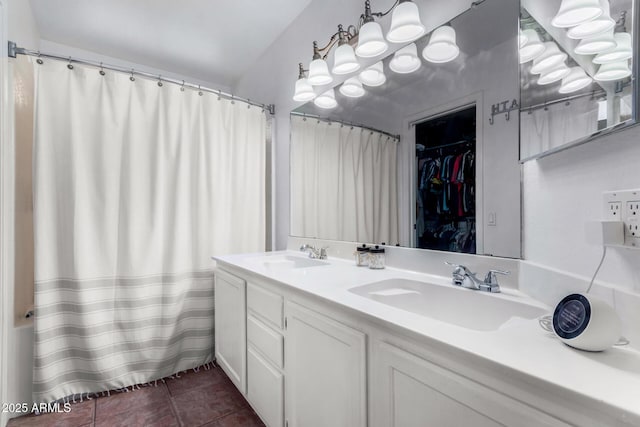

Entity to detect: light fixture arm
[361,0,400,26]
[297,63,308,79]
[313,24,358,60]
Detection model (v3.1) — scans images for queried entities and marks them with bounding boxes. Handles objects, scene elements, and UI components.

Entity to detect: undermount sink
[256,254,328,270]
[349,278,549,331]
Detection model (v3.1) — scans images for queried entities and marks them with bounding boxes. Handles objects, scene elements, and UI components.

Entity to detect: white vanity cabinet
[214,269,247,394]
[284,301,367,427]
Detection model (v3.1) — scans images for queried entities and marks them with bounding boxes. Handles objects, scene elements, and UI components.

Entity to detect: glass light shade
[593,32,633,64]
[551,0,603,28]
[389,43,421,73]
[530,42,567,74]
[422,26,460,63]
[308,58,333,86]
[356,21,388,58]
[519,29,546,64]
[332,43,360,75]
[567,0,614,39]
[314,88,338,109]
[594,60,632,81]
[559,66,593,93]
[358,61,386,87]
[339,77,366,98]
[537,63,571,85]
[292,78,316,102]
[574,29,617,55]
[519,28,528,49]
[386,1,426,43]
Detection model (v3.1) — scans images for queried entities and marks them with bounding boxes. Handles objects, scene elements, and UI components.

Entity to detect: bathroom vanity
[213,248,640,427]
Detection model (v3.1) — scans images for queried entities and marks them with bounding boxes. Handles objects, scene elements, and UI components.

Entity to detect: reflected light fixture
[537,62,571,85]
[356,0,389,58]
[574,28,617,55]
[519,29,546,64]
[593,32,632,64]
[551,0,603,28]
[358,61,386,86]
[339,77,366,97]
[559,66,593,93]
[314,88,338,109]
[530,42,567,74]
[292,63,316,102]
[422,25,460,63]
[567,0,615,39]
[308,42,333,86]
[387,0,426,43]
[389,43,421,73]
[594,60,632,81]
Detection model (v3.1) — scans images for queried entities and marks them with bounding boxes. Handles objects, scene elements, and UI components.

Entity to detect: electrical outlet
[603,189,640,249]
[627,219,640,248]
[627,201,640,218]
[607,202,622,219]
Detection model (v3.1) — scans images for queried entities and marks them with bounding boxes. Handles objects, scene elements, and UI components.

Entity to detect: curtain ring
[129,69,135,82]
[99,62,105,76]
[231,95,235,105]
[247,100,251,109]
[180,80,185,92]
[36,52,43,65]
[217,90,221,101]
[67,57,74,70]
[157,75,163,87]
[198,85,203,96]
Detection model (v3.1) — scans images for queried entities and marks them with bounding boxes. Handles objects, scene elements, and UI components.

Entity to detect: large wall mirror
[519,0,638,160]
[290,0,522,258]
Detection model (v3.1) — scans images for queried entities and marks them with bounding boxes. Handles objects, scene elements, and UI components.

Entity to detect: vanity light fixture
[332,25,361,75]
[593,32,632,64]
[559,66,593,93]
[314,88,338,109]
[386,0,426,43]
[567,0,615,39]
[358,61,386,86]
[356,0,389,58]
[519,29,546,64]
[594,60,632,81]
[293,63,317,102]
[574,28,617,55]
[551,0,603,28]
[308,45,333,86]
[530,42,567,74]
[389,43,421,73]
[339,77,366,97]
[422,25,460,64]
[537,62,571,85]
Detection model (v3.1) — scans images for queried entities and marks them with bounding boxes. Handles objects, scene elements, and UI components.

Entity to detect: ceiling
[29,0,313,88]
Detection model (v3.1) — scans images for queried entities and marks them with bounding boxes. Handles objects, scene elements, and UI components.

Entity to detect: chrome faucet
[300,244,328,260]
[445,262,509,293]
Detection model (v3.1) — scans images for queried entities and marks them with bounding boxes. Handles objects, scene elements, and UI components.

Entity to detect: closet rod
[421,139,473,152]
[290,111,400,140]
[7,41,275,115]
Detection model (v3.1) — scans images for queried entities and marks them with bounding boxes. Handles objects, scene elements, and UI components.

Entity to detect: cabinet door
[285,301,366,427]
[214,270,246,394]
[371,340,569,427]
[247,347,284,427]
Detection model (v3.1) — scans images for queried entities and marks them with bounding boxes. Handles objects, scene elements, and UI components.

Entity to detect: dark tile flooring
[7,364,264,427]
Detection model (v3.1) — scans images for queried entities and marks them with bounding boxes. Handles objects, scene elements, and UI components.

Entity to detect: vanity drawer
[248,314,284,369]
[248,282,283,330]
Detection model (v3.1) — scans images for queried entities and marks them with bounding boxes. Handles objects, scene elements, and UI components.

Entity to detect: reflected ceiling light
[593,32,633,64]
[567,0,615,39]
[314,88,338,109]
[358,61,386,86]
[574,28,617,55]
[386,0,426,44]
[594,60,632,81]
[537,62,571,85]
[356,1,389,57]
[339,77,366,97]
[389,43,421,73]
[519,29,546,64]
[422,25,460,63]
[530,42,567,74]
[332,35,361,75]
[519,28,529,49]
[551,0,603,28]
[559,66,593,93]
[292,63,317,102]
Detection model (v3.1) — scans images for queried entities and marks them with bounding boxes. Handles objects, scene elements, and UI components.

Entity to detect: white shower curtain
[290,115,399,244]
[32,58,266,402]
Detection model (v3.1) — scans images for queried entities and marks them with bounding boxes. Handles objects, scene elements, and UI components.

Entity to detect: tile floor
[7,363,265,427]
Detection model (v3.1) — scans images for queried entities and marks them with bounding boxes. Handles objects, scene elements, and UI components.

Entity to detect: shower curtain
[32,58,266,402]
[290,115,399,244]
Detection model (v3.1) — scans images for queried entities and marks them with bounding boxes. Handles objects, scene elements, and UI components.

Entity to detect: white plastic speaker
[553,294,621,352]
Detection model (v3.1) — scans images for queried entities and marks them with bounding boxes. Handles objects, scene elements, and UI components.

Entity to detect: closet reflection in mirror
[519,0,637,160]
[290,0,522,258]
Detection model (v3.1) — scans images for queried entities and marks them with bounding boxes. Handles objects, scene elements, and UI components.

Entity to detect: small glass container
[368,245,386,269]
[355,244,370,267]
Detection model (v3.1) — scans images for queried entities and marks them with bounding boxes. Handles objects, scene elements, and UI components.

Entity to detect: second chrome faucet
[445,262,509,293]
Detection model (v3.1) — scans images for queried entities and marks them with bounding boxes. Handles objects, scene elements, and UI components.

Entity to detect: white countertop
[214,250,640,422]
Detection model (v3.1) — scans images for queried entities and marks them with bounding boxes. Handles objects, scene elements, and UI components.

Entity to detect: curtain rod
[290,111,400,140]
[521,89,608,112]
[7,41,275,115]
